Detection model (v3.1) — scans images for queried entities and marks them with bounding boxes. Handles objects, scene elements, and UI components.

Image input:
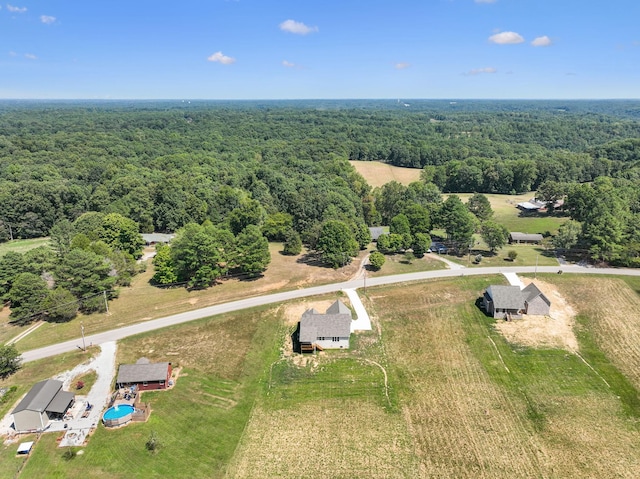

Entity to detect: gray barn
[12,379,74,432]
[299,300,352,351]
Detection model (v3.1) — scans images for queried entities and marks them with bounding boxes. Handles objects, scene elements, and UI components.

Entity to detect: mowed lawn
[451,192,570,235]
[16,306,284,479]
[5,276,640,478]
[0,238,50,258]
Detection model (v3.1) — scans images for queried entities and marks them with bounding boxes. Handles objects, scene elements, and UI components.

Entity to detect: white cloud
[40,15,56,24]
[394,62,411,70]
[475,0,497,3]
[279,19,318,35]
[531,35,552,47]
[466,67,497,75]
[7,4,27,13]
[24,53,37,60]
[489,31,524,44]
[8,51,17,56]
[207,51,236,64]
[282,60,296,68]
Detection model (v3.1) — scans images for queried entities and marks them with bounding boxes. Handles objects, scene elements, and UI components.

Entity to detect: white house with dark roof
[11,379,75,432]
[299,300,352,351]
[483,283,551,319]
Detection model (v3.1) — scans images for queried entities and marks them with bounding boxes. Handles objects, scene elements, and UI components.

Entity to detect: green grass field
[0,238,50,258]
[4,276,640,477]
[450,192,569,235]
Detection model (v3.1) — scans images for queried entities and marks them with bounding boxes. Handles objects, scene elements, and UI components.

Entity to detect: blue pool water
[103,404,135,421]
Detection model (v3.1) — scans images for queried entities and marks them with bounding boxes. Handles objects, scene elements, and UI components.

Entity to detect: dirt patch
[494,277,578,351]
[279,299,340,327]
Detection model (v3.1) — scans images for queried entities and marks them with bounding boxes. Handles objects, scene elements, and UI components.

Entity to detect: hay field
[370,277,640,478]
[350,160,421,188]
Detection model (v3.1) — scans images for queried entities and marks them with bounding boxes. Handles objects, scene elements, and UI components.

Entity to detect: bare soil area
[494,277,578,351]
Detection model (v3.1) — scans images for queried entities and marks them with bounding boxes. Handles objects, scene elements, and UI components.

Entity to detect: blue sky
[1,0,639,99]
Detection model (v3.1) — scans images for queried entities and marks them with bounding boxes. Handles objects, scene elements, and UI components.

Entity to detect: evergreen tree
[8,272,49,323]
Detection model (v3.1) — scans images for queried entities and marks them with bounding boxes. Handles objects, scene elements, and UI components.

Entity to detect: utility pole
[103,290,109,314]
[535,254,538,279]
[81,321,86,352]
[363,267,367,294]
[8,223,13,241]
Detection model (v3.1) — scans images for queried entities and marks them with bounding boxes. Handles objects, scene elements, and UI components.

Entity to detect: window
[160,380,165,386]
[142,381,148,387]
[332,337,339,342]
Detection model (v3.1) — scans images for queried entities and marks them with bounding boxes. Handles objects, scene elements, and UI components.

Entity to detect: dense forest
[1,100,640,319]
[2,99,640,240]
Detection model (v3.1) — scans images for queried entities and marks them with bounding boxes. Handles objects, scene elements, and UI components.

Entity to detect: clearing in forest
[350,160,421,188]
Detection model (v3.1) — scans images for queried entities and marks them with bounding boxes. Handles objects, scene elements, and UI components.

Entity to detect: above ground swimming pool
[102,404,135,426]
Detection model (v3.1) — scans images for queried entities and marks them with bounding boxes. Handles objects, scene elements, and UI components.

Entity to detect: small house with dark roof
[12,379,75,432]
[299,300,352,352]
[483,283,551,319]
[509,232,544,244]
[116,358,172,391]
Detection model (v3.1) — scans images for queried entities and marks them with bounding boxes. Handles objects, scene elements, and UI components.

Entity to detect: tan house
[12,379,74,432]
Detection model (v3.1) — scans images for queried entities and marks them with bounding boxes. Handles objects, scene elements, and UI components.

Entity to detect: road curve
[20,265,640,362]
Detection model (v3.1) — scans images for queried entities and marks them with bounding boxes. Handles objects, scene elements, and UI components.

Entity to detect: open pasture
[349,160,422,188]
[5,275,640,478]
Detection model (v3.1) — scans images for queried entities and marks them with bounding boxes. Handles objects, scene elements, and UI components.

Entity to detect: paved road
[20,265,640,363]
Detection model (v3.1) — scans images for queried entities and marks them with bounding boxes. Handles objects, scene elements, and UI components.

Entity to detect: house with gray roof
[299,300,352,352]
[509,232,544,244]
[141,233,175,245]
[12,379,75,432]
[522,283,551,316]
[116,358,172,391]
[483,283,551,319]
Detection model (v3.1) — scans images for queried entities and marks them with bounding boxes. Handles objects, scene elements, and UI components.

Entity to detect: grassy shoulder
[12,242,368,352]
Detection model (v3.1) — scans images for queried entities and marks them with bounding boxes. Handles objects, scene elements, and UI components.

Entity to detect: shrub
[368,251,385,271]
[146,431,162,454]
[475,254,483,264]
[76,381,85,390]
[507,250,518,261]
[62,448,76,461]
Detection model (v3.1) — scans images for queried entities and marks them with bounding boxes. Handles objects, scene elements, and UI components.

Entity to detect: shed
[17,441,34,455]
[299,300,352,351]
[116,359,172,391]
[509,232,543,244]
[12,379,75,432]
